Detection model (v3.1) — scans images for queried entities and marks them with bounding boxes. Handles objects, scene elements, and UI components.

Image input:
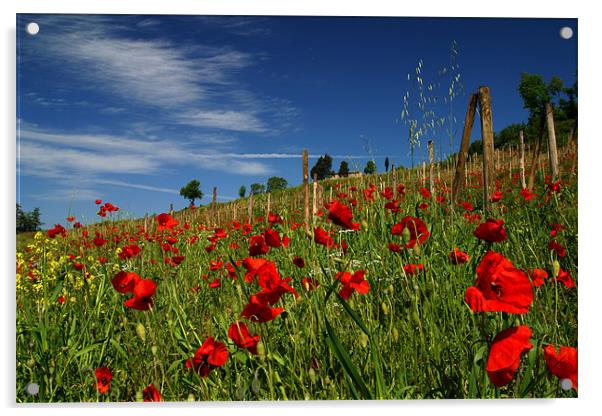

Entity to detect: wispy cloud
[175,110,267,132]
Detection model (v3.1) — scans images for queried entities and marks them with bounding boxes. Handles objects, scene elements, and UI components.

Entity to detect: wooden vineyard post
[519,130,526,188]
[391,164,397,193]
[312,173,318,223]
[422,161,426,185]
[266,193,271,218]
[571,132,578,176]
[478,86,495,211]
[545,102,560,180]
[144,213,148,233]
[302,149,310,234]
[527,116,545,190]
[428,141,435,198]
[248,192,254,223]
[452,93,478,203]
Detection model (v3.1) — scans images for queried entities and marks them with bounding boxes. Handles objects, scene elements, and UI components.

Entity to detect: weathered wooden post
[391,164,397,194]
[248,192,254,223]
[266,192,271,218]
[428,140,435,198]
[302,149,310,233]
[519,130,526,188]
[527,116,545,190]
[478,86,495,210]
[545,102,560,180]
[312,173,318,221]
[144,213,148,233]
[452,93,478,203]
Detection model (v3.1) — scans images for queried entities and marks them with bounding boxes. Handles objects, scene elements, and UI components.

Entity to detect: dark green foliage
[310,154,334,180]
[364,160,377,175]
[250,183,266,195]
[239,186,246,198]
[266,176,288,193]
[180,180,203,206]
[384,157,390,173]
[16,204,42,233]
[338,161,350,178]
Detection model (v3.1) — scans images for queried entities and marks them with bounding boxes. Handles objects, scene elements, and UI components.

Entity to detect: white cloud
[175,110,267,132]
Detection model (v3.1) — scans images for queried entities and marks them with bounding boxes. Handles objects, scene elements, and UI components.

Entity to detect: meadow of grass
[15,148,577,402]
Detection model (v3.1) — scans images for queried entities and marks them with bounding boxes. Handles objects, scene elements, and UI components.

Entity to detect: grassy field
[15,148,578,402]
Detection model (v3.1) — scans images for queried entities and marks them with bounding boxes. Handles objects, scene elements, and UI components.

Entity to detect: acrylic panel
[16,14,578,402]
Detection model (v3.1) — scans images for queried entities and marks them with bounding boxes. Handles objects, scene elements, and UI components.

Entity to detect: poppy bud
[392,328,399,342]
[273,370,282,384]
[151,345,158,356]
[361,219,369,231]
[256,341,266,361]
[136,323,146,342]
[553,260,561,278]
[187,393,195,401]
[402,226,411,244]
[27,358,35,368]
[136,391,143,402]
[308,367,316,383]
[381,302,390,315]
[359,333,369,348]
[235,386,245,401]
[412,243,421,257]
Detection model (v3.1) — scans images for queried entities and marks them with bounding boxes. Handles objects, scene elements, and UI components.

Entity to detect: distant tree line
[17,204,42,233]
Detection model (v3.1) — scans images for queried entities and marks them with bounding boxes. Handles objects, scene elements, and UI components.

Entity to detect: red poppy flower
[449,248,470,264]
[293,256,305,268]
[66,216,75,222]
[520,188,536,201]
[528,268,549,287]
[57,296,65,304]
[208,278,221,288]
[403,263,424,275]
[228,322,260,354]
[249,235,269,256]
[186,336,228,377]
[547,179,562,193]
[473,219,507,243]
[461,201,474,212]
[241,295,284,323]
[384,200,401,213]
[143,383,162,401]
[549,240,567,258]
[550,223,564,237]
[242,257,269,283]
[419,187,431,199]
[156,213,179,231]
[268,212,283,224]
[381,187,394,200]
[314,227,335,249]
[95,199,102,205]
[119,244,141,260]
[124,279,157,311]
[486,326,533,387]
[391,216,430,248]
[388,243,402,253]
[93,237,108,247]
[209,260,223,271]
[556,268,575,288]
[95,367,112,394]
[396,184,406,196]
[112,271,141,294]
[464,251,533,314]
[325,200,360,230]
[47,224,67,239]
[73,263,85,271]
[544,345,578,390]
[336,270,370,300]
[263,229,282,248]
[491,191,503,202]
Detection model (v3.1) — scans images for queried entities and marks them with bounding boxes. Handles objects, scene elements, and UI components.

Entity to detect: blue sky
[16,15,577,227]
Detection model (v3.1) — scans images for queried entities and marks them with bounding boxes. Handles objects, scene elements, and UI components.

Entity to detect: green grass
[16,153,577,402]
